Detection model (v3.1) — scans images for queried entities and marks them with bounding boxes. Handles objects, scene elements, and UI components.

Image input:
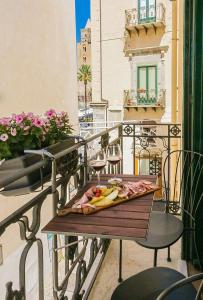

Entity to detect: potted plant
[0,109,78,196]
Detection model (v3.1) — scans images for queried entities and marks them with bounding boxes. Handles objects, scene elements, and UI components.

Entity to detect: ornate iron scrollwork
[100,239,111,254]
[139,137,150,149]
[72,260,87,300]
[123,125,134,136]
[66,236,79,262]
[5,282,24,300]
[169,201,180,214]
[170,125,181,137]
[149,157,161,176]
[88,238,99,269]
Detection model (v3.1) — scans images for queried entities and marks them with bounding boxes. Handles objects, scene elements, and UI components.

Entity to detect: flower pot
[0,138,78,196]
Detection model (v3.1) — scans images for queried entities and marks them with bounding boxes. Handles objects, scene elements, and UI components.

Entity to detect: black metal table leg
[118,240,123,283]
[154,249,158,267]
[167,246,172,262]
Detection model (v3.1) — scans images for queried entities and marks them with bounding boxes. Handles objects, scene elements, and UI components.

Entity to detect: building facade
[91,0,173,122]
[77,19,92,109]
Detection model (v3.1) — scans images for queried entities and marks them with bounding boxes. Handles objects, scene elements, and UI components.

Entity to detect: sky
[75,0,90,42]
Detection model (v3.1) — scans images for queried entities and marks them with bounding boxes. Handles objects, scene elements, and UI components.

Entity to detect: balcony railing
[124,89,166,109]
[125,4,165,30]
[0,122,182,299]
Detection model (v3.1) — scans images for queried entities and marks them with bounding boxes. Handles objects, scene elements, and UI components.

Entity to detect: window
[83,56,86,63]
[138,0,156,23]
[137,66,157,104]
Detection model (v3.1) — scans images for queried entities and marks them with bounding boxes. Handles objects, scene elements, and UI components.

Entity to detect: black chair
[136,150,203,267]
[111,267,203,300]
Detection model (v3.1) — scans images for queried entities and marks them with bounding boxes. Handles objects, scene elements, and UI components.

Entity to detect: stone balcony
[123,88,166,111]
[125,3,165,34]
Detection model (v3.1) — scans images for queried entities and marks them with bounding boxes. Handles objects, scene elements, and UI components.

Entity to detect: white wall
[0,0,78,128]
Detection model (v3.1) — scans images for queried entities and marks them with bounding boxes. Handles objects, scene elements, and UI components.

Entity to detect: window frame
[137,65,158,104]
[138,0,156,24]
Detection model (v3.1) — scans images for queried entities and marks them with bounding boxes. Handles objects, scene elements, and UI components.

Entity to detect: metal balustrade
[125,3,165,28]
[123,89,166,108]
[0,122,181,299]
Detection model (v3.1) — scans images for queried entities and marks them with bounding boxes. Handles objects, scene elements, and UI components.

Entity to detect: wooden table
[42,174,157,284]
[42,175,156,241]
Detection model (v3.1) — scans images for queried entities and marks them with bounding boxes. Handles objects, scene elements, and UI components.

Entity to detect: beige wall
[0,1,78,297]
[0,0,78,128]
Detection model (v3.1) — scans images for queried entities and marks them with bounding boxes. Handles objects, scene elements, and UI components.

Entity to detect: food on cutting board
[72,180,157,210]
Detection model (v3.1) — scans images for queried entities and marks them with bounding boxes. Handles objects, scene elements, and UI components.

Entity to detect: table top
[42,175,157,240]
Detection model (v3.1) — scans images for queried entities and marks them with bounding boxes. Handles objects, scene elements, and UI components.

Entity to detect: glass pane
[139,0,147,20]
[138,67,147,99]
[139,159,150,175]
[149,0,156,18]
[148,67,156,99]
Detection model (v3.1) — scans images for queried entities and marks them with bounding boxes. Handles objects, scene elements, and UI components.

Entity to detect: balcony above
[123,89,166,112]
[125,4,165,34]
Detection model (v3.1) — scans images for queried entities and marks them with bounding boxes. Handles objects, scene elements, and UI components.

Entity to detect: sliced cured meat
[140,180,152,185]
[119,180,155,195]
[72,193,88,208]
[85,187,95,199]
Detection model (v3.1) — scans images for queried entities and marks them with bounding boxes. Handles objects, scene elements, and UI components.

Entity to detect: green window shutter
[149,0,156,20]
[139,0,147,23]
[137,66,157,104]
[138,0,156,23]
[148,66,156,102]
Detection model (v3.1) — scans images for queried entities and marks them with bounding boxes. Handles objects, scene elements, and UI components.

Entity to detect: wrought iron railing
[124,89,166,107]
[0,122,181,299]
[125,3,165,27]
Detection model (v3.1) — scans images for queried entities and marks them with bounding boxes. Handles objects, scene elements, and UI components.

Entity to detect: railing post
[166,125,171,213]
[119,124,123,174]
[51,158,59,299]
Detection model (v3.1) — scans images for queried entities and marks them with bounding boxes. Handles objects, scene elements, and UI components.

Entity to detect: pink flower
[10,128,17,136]
[0,134,8,142]
[33,118,45,128]
[15,114,24,124]
[0,117,11,126]
[59,111,66,117]
[45,109,56,118]
[27,112,34,120]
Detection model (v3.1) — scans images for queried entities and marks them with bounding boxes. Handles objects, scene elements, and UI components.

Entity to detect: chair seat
[111,267,197,300]
[137,211,184,249]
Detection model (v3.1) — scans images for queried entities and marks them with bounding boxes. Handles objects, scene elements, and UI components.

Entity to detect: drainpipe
[171,0,178,200]
[171,0,178,124]
[99,0,103,102]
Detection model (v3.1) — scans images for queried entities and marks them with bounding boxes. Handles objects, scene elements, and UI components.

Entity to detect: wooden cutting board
[58,186,159,217]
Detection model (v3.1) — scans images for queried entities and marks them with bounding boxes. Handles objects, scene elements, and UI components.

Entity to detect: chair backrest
[163,150,203,269]
[163,150,203,216]
[156,272,203,300]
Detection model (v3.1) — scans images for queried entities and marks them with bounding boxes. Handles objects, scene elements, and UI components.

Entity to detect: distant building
[90,0,173,123]
[77,19,92,108]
